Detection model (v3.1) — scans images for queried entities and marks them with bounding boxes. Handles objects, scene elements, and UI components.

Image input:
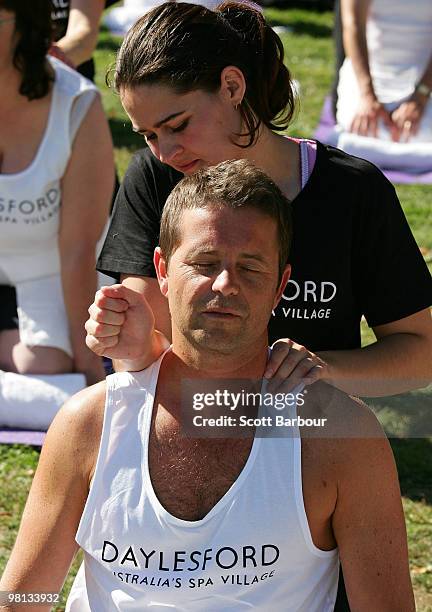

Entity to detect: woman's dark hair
[113,1,296,147]
[1,0,54,100]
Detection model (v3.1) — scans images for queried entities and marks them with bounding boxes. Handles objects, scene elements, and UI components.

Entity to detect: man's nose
[212,268,240,296]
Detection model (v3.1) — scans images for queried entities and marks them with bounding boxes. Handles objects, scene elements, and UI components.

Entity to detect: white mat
[336,131,432,173]
[0,371,86,431]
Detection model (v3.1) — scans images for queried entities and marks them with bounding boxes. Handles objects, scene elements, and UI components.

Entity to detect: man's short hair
[159,159,292,281]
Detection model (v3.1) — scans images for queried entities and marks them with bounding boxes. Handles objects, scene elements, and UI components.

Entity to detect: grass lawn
[1,5,431,610]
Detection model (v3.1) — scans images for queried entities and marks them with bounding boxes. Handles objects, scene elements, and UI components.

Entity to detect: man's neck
[169,334,269,380]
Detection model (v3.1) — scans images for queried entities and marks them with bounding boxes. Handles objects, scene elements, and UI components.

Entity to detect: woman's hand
[86,284,155,358]
[350,93,398,139]
[264,338,327,393]
[48,44,76,69]
[85,284,169,371]
[391,94,428,141]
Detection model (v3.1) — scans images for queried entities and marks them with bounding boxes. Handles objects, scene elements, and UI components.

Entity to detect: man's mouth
[202,308,243,318]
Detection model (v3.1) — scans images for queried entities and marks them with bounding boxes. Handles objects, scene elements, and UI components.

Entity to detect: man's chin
[188,329,243,354]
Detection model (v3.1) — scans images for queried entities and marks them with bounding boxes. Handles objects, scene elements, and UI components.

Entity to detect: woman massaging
[85,1,432,398]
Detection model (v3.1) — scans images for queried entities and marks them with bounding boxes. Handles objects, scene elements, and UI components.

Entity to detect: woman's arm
[54,0,105,67]
[266,309,432,396]
[59,95,114,385]
[318,308,432,396]
[340,0,397,138]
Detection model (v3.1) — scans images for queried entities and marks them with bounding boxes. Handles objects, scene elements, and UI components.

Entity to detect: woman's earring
[234,102,240,111]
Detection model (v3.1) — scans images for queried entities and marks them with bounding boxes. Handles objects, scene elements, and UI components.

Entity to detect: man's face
[155,205,290,354]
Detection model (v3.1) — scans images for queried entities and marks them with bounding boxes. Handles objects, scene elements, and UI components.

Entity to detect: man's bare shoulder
[52,380,106,436]
[300,381,392,483]
[301,380,385,440]
[42,381,107,482]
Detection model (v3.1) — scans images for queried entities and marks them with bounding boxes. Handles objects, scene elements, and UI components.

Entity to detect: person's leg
[0,329,73,375]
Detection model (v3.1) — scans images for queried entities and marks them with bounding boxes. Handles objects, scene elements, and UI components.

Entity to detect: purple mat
[0,429,45,446]
[315,97,432,184]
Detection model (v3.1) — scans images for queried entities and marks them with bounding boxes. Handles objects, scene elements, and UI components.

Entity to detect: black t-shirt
[97,142,432,351]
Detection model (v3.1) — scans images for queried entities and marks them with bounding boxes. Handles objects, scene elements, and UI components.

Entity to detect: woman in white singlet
[0,0,114,384]
[335,0,432,169]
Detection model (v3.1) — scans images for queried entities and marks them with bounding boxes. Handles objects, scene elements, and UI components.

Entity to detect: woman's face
[121,81,245,174]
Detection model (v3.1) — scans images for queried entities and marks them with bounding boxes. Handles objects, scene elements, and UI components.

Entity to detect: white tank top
[0,57,97,285]
[338,0,432,109]
[367,0,432,102]
[67,351,339,611]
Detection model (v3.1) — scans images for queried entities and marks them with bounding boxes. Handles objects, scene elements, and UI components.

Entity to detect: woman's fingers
[86,285,129,339]
[350,98,401,139]
[391,98,425,141]
[48,44,76,69]
[85,317,120,338]
[85,332,119,357]
[264,338,292,378]
[268,358,322,394]
[94,286,130,312]
[85,286,129,356]
[380,109,400,141]
[350,114,362,135]
[301,364,325,387]
[88,302,126,326]
[266,340,326,393]
[360,114,371,136]
[85,283,157,360]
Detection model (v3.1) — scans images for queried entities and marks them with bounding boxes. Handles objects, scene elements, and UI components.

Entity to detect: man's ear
[219,65,246,108]
[154,247,169,297]
[273,264,291,309]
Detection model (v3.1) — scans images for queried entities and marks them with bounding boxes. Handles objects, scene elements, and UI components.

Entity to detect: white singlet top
[365,0,432,103]
[0,57,97,286]
[337,0,432,117]
[66,350,339,611]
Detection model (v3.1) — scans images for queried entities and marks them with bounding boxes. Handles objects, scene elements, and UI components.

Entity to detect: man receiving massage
[0,161,414,611]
